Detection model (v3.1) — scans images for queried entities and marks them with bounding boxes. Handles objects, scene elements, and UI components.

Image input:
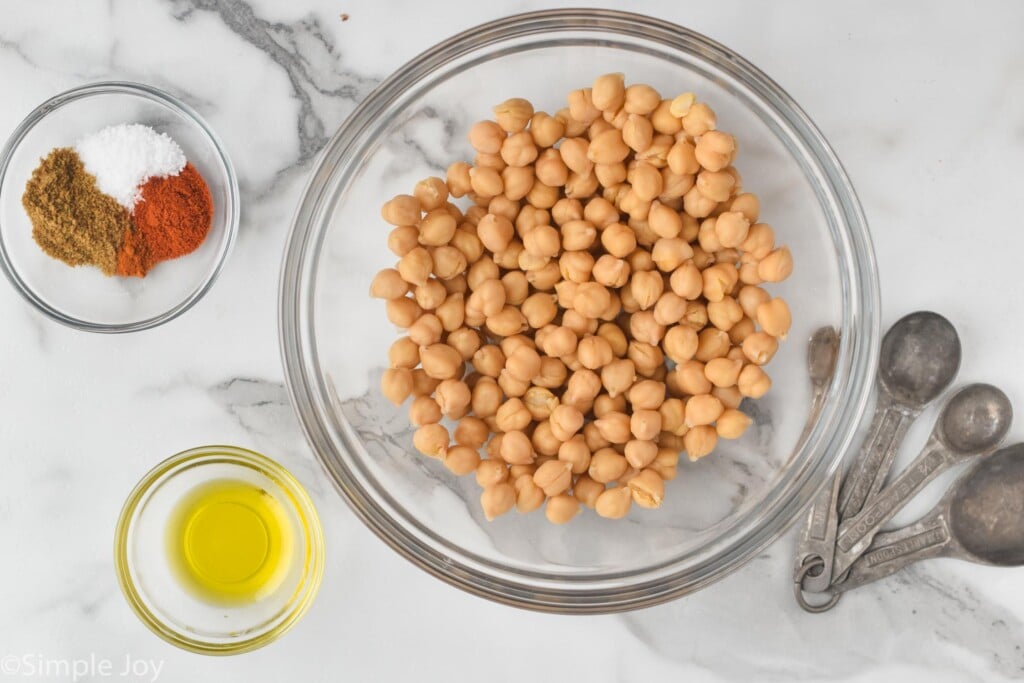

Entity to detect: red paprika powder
[116,163,213,277]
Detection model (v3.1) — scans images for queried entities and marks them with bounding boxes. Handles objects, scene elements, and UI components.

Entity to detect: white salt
[75,123,186,209]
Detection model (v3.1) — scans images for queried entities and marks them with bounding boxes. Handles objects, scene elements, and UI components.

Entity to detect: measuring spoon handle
[833,439,956,575]
[837,395,917,521]
[836,514,951,592]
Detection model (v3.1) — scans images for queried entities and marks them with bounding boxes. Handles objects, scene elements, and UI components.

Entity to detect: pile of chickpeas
[372,73,793,524]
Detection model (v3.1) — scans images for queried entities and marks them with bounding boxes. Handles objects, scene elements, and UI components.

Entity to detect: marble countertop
[2,1,1023,681]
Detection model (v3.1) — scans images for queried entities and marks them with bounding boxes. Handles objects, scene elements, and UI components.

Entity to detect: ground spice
[116,163,214,277]
[22,148,132,276]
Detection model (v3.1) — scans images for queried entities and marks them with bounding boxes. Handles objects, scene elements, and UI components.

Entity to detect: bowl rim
[279,8,881,612]
[0,80,240,333]
[113,445,325,655]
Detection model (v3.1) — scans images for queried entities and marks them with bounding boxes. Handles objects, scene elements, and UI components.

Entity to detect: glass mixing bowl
[280,9,880,612]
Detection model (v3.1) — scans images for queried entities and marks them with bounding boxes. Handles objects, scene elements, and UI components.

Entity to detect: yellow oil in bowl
[166,479,294,605]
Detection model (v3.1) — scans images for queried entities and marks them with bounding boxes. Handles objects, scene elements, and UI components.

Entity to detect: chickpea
[758,246,793,282]
[582,421,608,451]
[492,97,533,133]
[477,455,509,487]
[715,409,751,440]
[592,72,626,111]
[693,328,729,362]
[756,298,792,339]
[712,385,743,411]
[650,98,682,135]
[468,120,505,154]
[519,224,558,259]
[429,245,466,281]
[533,459,573,497]
[577,335,614,370]
[563,309,598,338]
[707,296,744,332]
[669,92,696,118]
[572,282,610,320]
[737,364,772,398]
[701,356,741,388]
[560,219,598,251]
[441,445,480,477]
[549,404,584,442]
[557,435,591,475]
[499,167,533,201]
[558,250,594,284]
[650,447,680,481]
[545,494,580,524]
[622,114,655,154]
[726,192,760,223]
[442,161,471,198]
[701,263,738,303]
[629,310,666,346]
[591,411,629,444]
[591,325,624,360]
[695,169,735,202]
[667,140,700,178]
[726,317,755,347]
[413,422,449,459]
[501,271,530,305]
[685,393,724,427]
[513,475,545,514]
[693,130,736,172]
[384,297,420,329]
[563,369,602,411]
[625,469,663,509]
[569,474,602,508]
[659,398,687,436]
[737,285,771,321]
[527,261,561,290]
[408,313,443,347]
[466,256,499,290]
[486,306,527,337]
[619,83,658,115]
[432,380,469,420]
[480,482,516,521]
[381,194,421,226]
[595,224,633,260]
[468,379,500,421]
[535,148,569,187]
[416,209,454,247]
[742,332,779,365]
[629,270,664,310]
[593,393,627,419]
[598,358,635,398]
[674,360,711,395]
[650,238,692,273]
[412,176,449,212]
[624,439,659,469]
[498,371,530,398]
[475,213,513,253]
[589,447,629,483]
[413,279,447,311]
[420,343,464,380]
[646,200,683,239]
[410,369,441,397]
[472,345,506,378]
[504,345,542,383]
[660,167,695,200]
[568,88,602,125]
[495,398,531,433]
[523,386,559,421]
[627,341,664,378]
[380,367,414,406]
[683,424,717,461]
[454,417,490,449]
[595,162,627,187]
[499,430,535,465]
[595,485,633,519]
[622,380,662,411]
[682,185,717,218]
[681,102,717,136]
[370,268,408,299]
[536,357,569,389]
[667,261,701,301]
[559,137,593,176]
[396,247,431,287]
[713,211,750,249]
[531,420,561,456]
[587,128,630,164]
[388,337,419,369]
[388,225,420,257]
[500,131,538,168]
[530,111,566,148]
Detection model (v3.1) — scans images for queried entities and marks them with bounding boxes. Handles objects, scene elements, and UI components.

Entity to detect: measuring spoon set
[793,312,1020,612]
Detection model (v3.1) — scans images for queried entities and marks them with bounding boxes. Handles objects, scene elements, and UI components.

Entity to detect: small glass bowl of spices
[114,445,325,655]
[0,82,239,332]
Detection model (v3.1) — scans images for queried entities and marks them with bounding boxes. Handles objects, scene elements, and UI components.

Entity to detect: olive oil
[166,479,294,605]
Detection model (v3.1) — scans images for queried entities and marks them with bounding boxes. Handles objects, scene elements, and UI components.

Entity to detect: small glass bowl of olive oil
[114,446,324,655]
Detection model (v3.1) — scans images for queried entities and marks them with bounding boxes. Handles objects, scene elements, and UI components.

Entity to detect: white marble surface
[1,2,1023,681]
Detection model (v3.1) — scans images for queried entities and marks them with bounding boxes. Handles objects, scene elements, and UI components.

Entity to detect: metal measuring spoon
[793,327,843,597]
[838,312,961,522]
[832,383,1013,577]
[827,443,1024,596]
